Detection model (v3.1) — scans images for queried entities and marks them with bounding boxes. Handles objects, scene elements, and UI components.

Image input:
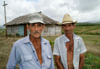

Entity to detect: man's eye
[31,24,35,26]
[63,25,66,27]
[68,25,71,26]
[38,24,42,27]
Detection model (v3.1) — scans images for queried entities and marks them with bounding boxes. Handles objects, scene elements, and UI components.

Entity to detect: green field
[74,26,100,35]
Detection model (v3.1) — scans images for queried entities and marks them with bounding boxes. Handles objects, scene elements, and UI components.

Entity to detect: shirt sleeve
[80,38,87,54]
[6,43,21,69]
[53,39,60,56]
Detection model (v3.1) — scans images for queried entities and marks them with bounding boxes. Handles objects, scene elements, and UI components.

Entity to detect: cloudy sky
[0,0,100,25]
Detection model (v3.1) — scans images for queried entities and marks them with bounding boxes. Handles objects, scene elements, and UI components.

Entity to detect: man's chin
[32,36,41,39]
[65,32,72,34]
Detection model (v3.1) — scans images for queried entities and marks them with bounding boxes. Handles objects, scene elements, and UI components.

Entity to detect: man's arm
[54,55,64,69]
[79,53,85,69]
[7,44,20,69]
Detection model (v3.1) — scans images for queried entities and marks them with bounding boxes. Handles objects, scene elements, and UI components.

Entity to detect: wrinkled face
[27,23,45,38]
[62,23,75,34]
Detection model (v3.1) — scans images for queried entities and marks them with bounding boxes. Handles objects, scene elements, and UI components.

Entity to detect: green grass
[83,51,100,69]
[0,29,5,36]
[79,35,100,46]
[74,26,100,35]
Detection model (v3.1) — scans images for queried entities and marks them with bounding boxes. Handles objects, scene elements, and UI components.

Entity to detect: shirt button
[33,51,35,52]
[37,59,38,61]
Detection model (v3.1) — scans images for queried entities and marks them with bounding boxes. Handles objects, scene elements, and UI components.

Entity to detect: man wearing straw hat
[53,13,87,69]
[7,13,54,69]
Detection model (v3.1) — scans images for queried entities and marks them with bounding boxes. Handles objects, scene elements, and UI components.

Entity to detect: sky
[0,0,100,25]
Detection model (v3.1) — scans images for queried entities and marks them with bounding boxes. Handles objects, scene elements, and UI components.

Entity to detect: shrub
[16,33,19,36]
[8,34,11,36]
[49,40,54,45]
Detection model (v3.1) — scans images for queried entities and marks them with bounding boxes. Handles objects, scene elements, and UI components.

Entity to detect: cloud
[0,0,100,25]
[74,0,100,12]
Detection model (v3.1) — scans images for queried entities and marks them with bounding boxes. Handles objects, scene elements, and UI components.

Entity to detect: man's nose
[34,26,38,31]
[66,27,69,30]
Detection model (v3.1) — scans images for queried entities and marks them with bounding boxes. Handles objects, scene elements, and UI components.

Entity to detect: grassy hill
[74,25,100,35]
[72,23,100,35]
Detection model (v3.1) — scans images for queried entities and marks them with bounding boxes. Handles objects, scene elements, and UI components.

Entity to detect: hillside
[74,23,100,35]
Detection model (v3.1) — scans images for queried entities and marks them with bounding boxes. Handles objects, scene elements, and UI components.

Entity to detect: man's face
[62,23,75,34]
[27,23,45,38]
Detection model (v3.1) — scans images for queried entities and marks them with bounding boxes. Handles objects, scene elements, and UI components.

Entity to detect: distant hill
[76,22,100,26]
[77,22,100,24]
[0,25,5,29]
[74,25,100,35]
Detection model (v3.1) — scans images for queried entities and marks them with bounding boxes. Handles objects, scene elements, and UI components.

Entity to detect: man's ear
[42,25,45,30]
[74,23,75,27]
[26,24,30,31]
[73,23,75,28]
[62,25,64,30]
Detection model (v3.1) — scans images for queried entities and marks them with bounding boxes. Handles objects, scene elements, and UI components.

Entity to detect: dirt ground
[86,45,100,54]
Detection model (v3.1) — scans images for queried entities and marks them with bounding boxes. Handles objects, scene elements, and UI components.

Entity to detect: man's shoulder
[74,33,82,40]
[42,37,49,43]
[55,35,64,41]
[14,36,28,46]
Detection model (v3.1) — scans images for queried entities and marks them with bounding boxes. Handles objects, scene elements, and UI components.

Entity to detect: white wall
[7,26,18,35]
[42,24,61,36]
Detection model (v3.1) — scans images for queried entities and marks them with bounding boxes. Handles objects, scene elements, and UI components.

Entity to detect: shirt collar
[62,33,80,43]
[73,33,80,40]
[62,34,70,43]
[23,35,31,44]
[23,34,47,44]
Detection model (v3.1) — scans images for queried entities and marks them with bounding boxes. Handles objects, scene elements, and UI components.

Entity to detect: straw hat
[61,13,77,24]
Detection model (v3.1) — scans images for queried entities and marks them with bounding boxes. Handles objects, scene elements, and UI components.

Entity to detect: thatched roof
[5,12,59,26]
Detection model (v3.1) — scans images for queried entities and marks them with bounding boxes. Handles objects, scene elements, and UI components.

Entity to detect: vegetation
[83,51,100,69]
[16,33,20,36]
[0,28,5,36]
[76,23,100,26]
[74,25,100,35]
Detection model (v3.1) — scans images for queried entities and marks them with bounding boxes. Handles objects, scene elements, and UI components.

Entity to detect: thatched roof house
[6,12,58,25]
[6,12,61,36]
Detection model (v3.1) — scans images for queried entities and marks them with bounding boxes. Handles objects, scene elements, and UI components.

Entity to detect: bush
[83,52,100,69]
[8,34,11,36]
[16,33,19,36]
[49,40,54,45]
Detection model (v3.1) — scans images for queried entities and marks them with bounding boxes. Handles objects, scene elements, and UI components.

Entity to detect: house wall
[7,26,18,35]
[7,24,61,36]
[18,25,24,36]
[42,24,61,36]
[55,25,61,35]
[7,25,24,36]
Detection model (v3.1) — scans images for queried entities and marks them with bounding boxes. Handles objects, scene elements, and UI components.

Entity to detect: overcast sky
[0,0,100,25]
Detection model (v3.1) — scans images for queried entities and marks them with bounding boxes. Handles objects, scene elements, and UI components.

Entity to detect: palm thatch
[5,12,59,26]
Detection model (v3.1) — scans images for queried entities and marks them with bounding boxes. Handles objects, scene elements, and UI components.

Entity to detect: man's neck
[30,34,41,43]
[65,33,73,40]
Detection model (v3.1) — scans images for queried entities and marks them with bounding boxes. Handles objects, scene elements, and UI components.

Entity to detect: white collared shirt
[53,33,87,69]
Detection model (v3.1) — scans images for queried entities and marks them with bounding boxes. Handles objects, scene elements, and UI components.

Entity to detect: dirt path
[86,45,100,53]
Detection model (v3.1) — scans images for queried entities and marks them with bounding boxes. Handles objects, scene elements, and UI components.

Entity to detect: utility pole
[3,1,7,38]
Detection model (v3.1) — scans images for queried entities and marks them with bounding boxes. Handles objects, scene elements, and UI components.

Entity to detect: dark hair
[62,23,74,26]
[72,23,74,25]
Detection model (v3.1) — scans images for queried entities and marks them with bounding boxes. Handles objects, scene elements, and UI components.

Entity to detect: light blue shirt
[53,33,87,69]
[7,35,54,69]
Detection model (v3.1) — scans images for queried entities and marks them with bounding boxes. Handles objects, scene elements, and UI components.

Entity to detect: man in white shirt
[53,13,87,69]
